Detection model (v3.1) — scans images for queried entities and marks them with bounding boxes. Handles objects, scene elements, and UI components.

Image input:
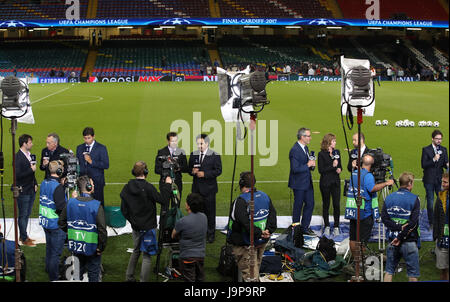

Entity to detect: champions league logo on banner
[0,20,27,27]
[162,18,191,25]
[307,18,337,25]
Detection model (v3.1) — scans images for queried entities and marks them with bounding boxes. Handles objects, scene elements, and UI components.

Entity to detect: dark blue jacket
[15,150,37,195]
[76,141,109,185]
[288,142,313,191]
[188,149,222,195]
[421,144,448,185]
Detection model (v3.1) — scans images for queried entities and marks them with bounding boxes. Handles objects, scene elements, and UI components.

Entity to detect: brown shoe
[27,237,36,243]
[21,238,36,247]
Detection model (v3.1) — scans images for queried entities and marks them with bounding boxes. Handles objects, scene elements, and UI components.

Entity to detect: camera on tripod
[157,155,180,179]
[59,152,79,189]
[367,148,392,184]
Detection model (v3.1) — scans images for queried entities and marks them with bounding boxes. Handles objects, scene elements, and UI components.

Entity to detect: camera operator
[58,175,107,282]
[381,172,420,282]
[421,130,449,228]
[347,132,370,173]
[15,134,38,247]
[38,160,67,281]
[227,172,277,282]
[171,193,208,282]
[344,154,394,271]
[39,133,69,179]
[120,161,172,282]
[154,132,188,203]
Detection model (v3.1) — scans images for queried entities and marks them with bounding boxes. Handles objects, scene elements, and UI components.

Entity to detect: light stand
[248,112,257,282]
[351,107,364,282]
[1,76,32,282]
[339,56,375,282]
[217,68,269,282]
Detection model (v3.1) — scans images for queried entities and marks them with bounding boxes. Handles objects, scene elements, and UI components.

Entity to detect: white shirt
[20,148,32,162]
[297,141,308,155]
[168,146,176,157]
[200,148,208,163]
[86,140,95,153]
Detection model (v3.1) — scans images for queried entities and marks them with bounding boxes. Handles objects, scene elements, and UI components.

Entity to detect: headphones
[131,161,149,177]
[55,160,64,177]
[78,175,93,192]
[85,181,93,192]
[239,171,255,188]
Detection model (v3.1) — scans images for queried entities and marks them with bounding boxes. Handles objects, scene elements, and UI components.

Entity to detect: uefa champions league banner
[0,18,448,28]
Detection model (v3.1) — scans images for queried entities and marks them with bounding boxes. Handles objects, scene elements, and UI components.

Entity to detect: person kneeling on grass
[172,193,208,282]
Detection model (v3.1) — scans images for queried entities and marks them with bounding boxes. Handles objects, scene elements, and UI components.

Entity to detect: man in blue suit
[188,134,222,243]
[76,127,109,205]
[288,127,316,235]
[421,130,449,227]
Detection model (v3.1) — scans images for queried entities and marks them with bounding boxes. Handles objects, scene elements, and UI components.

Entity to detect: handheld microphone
[193,156,200,169]
[30,154,36,165]
[309,151,316,171]
[84,145,90,154]
[332,150,340,159]
[350,149,358,159]
[436,145,442,155]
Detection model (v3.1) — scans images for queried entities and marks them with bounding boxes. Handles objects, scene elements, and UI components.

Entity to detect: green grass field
[1,80,448,282]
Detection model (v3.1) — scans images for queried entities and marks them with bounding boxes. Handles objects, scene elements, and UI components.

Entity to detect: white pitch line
[0,178,424,186]
[31,86,70,104]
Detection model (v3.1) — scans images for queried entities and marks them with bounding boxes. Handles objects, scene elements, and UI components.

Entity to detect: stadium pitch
[1,80,448,282]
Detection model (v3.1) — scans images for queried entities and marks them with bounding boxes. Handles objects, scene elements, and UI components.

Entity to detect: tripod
[155,173,180,281]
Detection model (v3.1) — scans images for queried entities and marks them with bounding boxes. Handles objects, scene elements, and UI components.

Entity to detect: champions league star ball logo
[162,18,191,25]
[307,18,336,26]
[0,20,26,27]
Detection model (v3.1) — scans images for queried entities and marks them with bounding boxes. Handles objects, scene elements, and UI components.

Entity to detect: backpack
[161,206,183,243]
[286,223,304,248]
[316,236,337,262]
[216,244,238,280]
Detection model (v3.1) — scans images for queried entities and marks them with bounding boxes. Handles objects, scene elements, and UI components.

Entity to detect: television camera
[59,152,79,189]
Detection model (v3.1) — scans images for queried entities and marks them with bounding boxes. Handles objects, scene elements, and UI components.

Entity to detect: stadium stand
[217,0,333,18]
[0,39,87,78]
[91,39,210,77]
[337,0,448,21]
[96,0,210,18]
[0,0,89,20]
[217,35,337,74]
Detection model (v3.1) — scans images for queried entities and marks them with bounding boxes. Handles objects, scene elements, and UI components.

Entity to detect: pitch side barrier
[18,75,419,84]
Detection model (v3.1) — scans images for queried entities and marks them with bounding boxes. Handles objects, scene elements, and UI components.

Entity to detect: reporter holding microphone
[318,133,342,237]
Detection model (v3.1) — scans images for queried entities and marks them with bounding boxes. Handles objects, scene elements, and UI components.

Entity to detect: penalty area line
[31,86,71,105]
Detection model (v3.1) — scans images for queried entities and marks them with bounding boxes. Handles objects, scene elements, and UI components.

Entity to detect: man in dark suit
[76,127,109,206]
[421,130,449,227]
[40,133,69,179]
[347,132,370,173]
[154,132,188,205]
[188,134,222,243]
[288,127,316,235]
[15,134,38,247]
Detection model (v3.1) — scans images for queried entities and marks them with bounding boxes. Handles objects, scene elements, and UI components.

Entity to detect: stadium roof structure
[0,17,448,29]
